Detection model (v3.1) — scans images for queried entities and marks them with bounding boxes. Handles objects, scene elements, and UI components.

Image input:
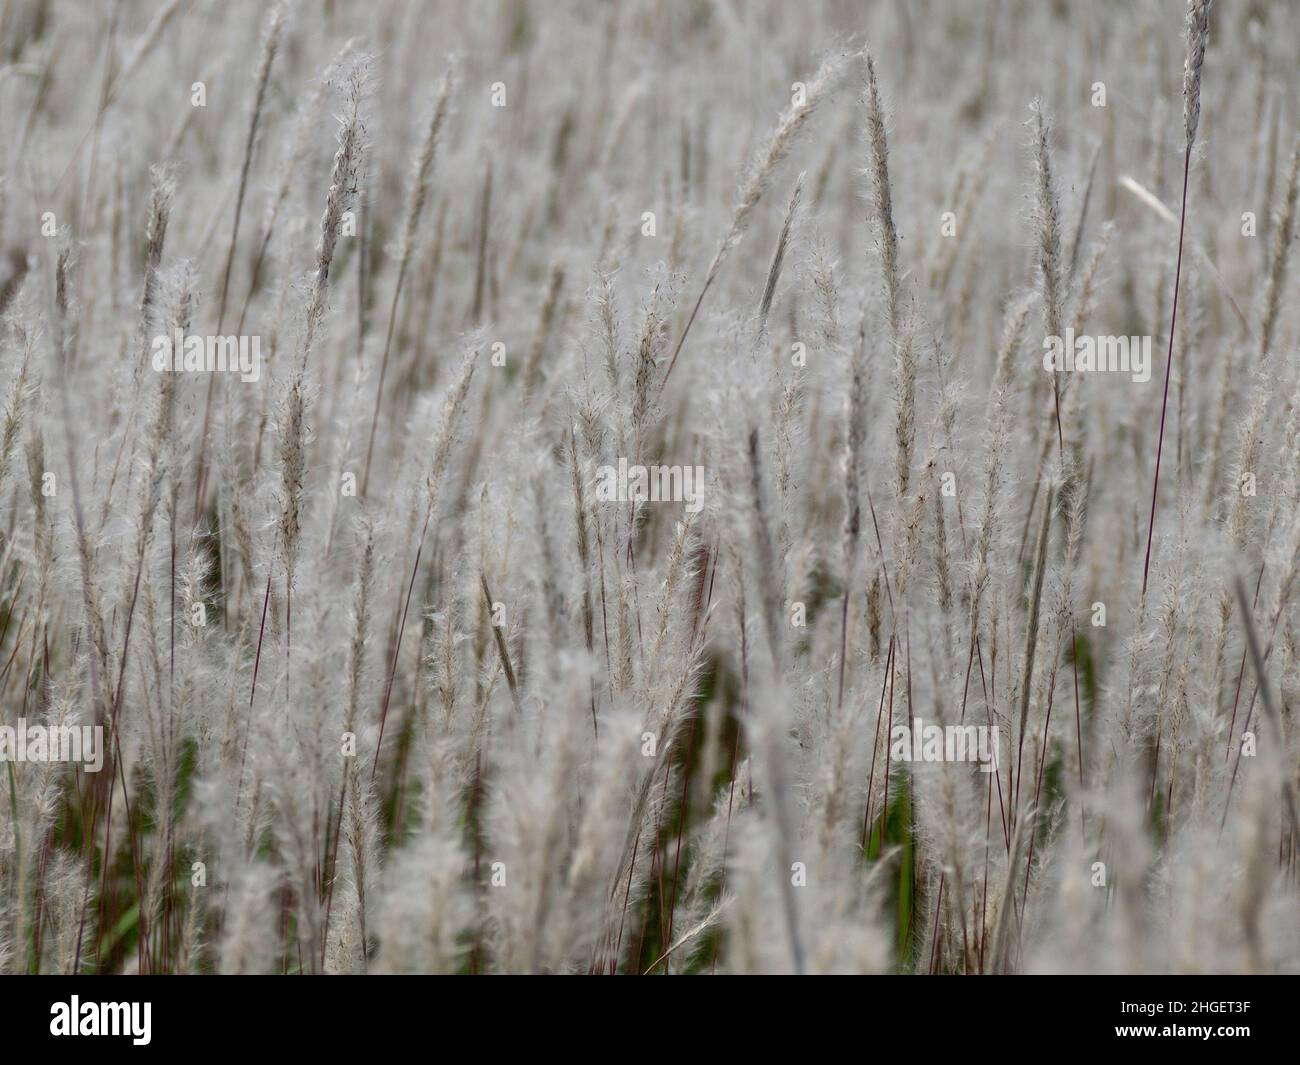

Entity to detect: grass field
[0,0,1297,974]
